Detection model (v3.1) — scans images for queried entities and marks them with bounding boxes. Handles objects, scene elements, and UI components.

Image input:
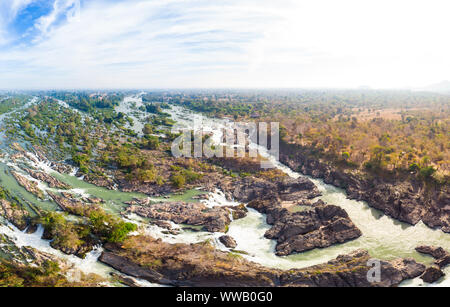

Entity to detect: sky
[0,0,449,89]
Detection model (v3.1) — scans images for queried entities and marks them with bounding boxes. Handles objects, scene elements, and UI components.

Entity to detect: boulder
[416,245,450,269]
[219,235,237,248]
[420,266,445,283]
[126,202,231,233]
[416,246,448,259]
[248,199,362,255]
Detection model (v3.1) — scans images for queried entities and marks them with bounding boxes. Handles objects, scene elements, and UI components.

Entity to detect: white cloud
[0,0,449,89]
[34,0,79,38]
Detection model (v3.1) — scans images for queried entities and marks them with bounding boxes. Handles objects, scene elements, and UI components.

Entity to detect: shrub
[143,135,160,150]
[88,210,137,243]
[137,169,156,182]
[419,166,436,178]
[170,174,186,188]
[408,163,420,172]
[342,151,350,160]
[107,222,137,243]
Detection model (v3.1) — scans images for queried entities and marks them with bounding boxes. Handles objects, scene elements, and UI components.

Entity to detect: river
[164,99,450,287]
[0,94,448,287]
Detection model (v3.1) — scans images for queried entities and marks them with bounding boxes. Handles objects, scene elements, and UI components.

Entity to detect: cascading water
[0,96,448,287]
[164,103,450,286]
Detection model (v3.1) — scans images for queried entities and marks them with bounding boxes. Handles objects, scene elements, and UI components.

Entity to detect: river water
[164,100,450,287]
[0,95,448,287]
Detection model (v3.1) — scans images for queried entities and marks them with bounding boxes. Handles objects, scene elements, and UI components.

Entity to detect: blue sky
[0,0,449,89]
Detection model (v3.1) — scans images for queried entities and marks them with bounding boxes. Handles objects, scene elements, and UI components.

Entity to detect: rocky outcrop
[249,199,362,255]
[110,272,141,287]
[279,145,450,233]
[99,236,425,287]
[217,170,361,255]
[0,199,31,231]
[11,171,44,199]
[27,169,70,189]
[83,196,104,204]
[218,176,321,204]
[150,220,180,235]
[50,162,73,174]
[84,173,117,190]
[420,266,445,283]
[416,246,450,268]
[49,240,94,258]
[118,178,174,196]
[219,235,237,248]
[16,246,73,271]
[227,204,248,220]
[126,202,231,233]
[48,192,99,216]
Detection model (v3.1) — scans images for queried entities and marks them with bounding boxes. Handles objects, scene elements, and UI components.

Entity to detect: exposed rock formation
[126,202,231,233]
[0,199,30,231]
[248,199,362,255]
[84,173,117,190]
[110,272,140,287]
[227,204,248,220]
[49,240,94,258]
[416,245,450,268]
[219,235,237,248]
[26,169,70,189]
[47,192,99,216]
[11,171,44,199]
[420,266,445,283]
[218,176,321,203]
[279,146,450,233]
[99,236,425,287]
[219,173,361,255]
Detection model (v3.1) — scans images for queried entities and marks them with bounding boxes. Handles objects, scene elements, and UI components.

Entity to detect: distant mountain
[419,80,450,93]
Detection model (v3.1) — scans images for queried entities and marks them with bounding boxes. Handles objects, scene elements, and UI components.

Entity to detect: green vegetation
[169,166,203,188]
[40,212,87,253]
[160,89,449,184]
[40,208,137,250]
[49,91,124,124]
[0,259,102,287]
[0,95,30,114]
[0,259,63,287]
[88,210,137,243]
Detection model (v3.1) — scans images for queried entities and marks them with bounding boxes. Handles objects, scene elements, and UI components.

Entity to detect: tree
[143,135,160,150]
[170,174,186,188]
[342,152,350,160]
[143,124,153,135]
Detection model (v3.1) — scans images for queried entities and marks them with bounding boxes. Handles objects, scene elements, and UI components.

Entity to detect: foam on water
[166,104,450,286]
[0,222,113,279]
[1,97,447,287]
[201,189,240,208]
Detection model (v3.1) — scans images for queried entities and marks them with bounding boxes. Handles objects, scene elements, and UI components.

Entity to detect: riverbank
[279,141,450,233]
[0,94,448,287]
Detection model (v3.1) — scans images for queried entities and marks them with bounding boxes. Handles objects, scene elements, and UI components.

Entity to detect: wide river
[0,95,448,287]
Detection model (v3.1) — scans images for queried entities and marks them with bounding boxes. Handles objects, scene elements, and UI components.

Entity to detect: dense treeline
[162,90,449,183]
[0,95,30,114]
[48,91,124,123]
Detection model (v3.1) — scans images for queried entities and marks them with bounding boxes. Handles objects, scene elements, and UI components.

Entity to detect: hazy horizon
[1,84,449,92]
[0,0,449,90]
